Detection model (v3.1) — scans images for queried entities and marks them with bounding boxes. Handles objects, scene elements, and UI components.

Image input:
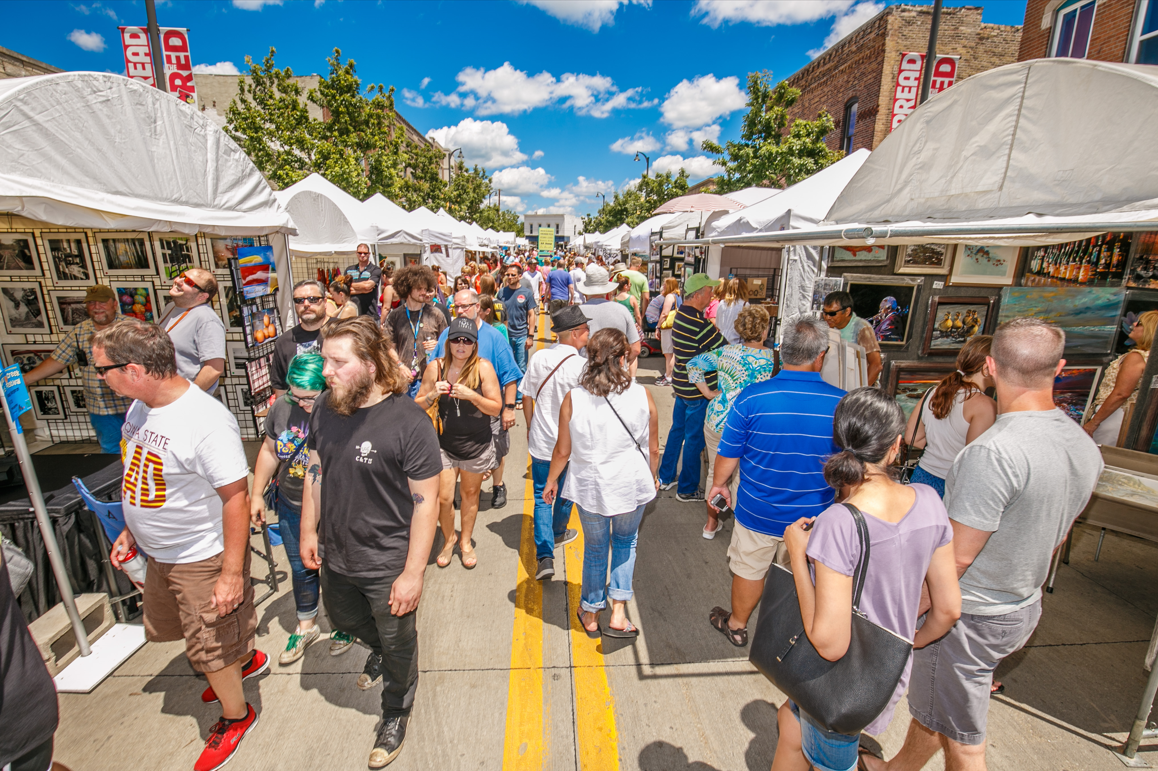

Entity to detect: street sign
[538,227,555,256]
[1,364,31,432]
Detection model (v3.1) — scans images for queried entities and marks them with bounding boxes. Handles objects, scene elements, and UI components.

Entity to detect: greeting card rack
[227,256,281,436]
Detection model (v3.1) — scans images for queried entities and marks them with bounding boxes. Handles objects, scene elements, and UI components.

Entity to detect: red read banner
[889,52,959,132]
[118,26,198,105]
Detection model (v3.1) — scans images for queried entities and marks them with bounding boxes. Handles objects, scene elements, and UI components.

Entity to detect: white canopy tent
[364,193,423,247]
[275,173,382,254]
[628,213,679,254]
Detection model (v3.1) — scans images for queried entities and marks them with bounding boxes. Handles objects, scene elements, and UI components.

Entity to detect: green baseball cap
[683,273,720,296]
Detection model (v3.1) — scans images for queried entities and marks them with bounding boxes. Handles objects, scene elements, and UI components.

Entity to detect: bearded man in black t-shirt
[300,316,441,769]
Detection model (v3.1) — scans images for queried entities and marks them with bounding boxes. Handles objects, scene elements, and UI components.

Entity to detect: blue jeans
[276,495,319,621]
[910,465,946,497]
[658,396,708,496]
[531,457,573,560]
[89,412,126,454]
[509,333,528,399]
[577,503,646,613]
[788,701,859,771]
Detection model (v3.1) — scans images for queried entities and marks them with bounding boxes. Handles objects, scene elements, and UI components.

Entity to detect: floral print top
[687,344,778,433]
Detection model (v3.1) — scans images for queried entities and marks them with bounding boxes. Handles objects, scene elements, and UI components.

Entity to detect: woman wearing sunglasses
[415,317,503,569]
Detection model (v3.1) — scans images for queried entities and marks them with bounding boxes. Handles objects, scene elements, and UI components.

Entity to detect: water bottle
[115,545,148,589]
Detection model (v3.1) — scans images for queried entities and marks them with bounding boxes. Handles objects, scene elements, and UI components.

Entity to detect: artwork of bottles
[1023,233,1134,287]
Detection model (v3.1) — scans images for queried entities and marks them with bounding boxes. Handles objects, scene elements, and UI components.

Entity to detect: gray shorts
[440,441,497,474]
[490,415,510,461]
[908,600,1042,745]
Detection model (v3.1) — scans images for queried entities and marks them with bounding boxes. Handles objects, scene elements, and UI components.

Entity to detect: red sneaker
[201,650,269,704]
[194,703,258,771]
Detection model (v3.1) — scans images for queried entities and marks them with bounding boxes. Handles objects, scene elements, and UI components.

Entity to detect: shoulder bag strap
[535,354,576,401]
[841,503,872,611]
[603,395,651,470]
[905,387,934,464]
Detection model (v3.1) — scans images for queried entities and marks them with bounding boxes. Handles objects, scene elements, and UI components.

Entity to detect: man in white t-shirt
[160,267,227,393]
[94,318,259,771]
[569,257,587,305]
[521,305,589,580]
[522,261,544,306]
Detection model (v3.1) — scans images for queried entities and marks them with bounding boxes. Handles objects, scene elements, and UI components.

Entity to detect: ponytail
[929,334,992,420]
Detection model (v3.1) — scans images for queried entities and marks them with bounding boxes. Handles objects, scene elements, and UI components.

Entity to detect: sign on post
[538,227,555,257]
[118,26,198,105]
[889,52,959,132]
[1,364,31,432]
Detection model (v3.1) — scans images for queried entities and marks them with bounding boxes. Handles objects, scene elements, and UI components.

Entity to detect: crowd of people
[2,243,1108,771]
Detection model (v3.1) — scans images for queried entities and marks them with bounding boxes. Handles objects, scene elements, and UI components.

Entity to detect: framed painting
[2,344,58,375]
[0,233,42,276]
[949,244,1021,287]
[98,233,154,275]
[0,282,50,335]
[843,274,924,347]
[921,295,997,356]
[748,277,769,300]
[828,245,889,267]
[44,236,95,285]
[153,233,197,281]
[896,244,952,275]
[48,290,90,331]
[1053,366,1103,424]
[1025,233,1132,288]
[811,276,844,311]
[887,361,957,419]
[997,287,1126,354]
[66,387,88,414]
[1126,232,1158,290]
[30,385,66,421]
[111,282,160,324]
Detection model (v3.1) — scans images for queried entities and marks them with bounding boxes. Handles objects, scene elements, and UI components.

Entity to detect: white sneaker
[702,522,723,540]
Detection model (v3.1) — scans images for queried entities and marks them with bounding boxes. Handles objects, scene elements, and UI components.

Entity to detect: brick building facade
[0,45,60,80]
[1018,0,1156,64]
[783,5,1022,153]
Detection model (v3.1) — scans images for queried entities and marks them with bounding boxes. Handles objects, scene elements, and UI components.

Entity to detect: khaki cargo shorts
[727,520,790,581]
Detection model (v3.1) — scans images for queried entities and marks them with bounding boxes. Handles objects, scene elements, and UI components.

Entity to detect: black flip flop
[577,609,600,639]
[603,621,640,639]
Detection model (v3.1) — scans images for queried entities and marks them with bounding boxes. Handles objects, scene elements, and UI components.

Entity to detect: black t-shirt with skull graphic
[307,390,442,578]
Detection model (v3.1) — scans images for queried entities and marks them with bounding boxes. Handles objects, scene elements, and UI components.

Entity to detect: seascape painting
[997,287,1125,354]
[888,363,955,418]
[1053,366,1102,424]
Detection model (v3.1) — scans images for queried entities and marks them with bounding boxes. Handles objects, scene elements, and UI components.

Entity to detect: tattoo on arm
[308,463,321,484]
[412,493,425,505]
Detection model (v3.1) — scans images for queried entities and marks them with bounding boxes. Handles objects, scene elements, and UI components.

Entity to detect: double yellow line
[502,312,620,770]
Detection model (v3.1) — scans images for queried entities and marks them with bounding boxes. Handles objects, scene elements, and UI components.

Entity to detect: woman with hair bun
[902,335,997,497]
[772,387,961,771]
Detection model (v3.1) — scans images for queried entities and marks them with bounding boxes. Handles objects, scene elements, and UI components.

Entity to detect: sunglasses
[94,362,131,375]
[178,272,208,294]
[449,337,475,345]
[293,296,325,305]
[822,307,849,317]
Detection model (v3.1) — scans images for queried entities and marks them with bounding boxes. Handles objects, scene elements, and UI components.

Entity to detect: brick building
[0,45,60,80]
[783,5,1022,153]
[1018,0,1157,64]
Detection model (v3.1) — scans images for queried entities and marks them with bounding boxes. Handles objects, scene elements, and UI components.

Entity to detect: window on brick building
[841,99,858,154]
[1051,0,1097,58]
[1132,0,1158,64]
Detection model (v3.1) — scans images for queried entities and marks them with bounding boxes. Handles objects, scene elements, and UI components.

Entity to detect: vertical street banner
[889,52,959,132]
[118,26,198,105]
[538,227,555,257]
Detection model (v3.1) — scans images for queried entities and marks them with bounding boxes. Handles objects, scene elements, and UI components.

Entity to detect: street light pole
[597,192,606,211]
[145,0,167,93]
[634,151,650,177]
[918,0,943,105]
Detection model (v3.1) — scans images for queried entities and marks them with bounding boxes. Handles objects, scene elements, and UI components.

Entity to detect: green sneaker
[329,629,356,657]
[278,626,321,665]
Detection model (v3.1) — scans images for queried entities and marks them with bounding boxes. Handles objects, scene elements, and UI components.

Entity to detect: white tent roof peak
[828,59,1158,225]
[276,173,383,252]
[0,72,295,235]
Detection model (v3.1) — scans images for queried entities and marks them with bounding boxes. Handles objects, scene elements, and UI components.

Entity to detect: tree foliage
[702,71,843,193]
[581,169,690,233]
[477,205,523,236]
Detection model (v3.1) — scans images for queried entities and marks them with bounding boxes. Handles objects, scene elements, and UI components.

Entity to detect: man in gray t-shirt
[878,318,1103,771]
[162,268,227,393]
[575,264,640,362]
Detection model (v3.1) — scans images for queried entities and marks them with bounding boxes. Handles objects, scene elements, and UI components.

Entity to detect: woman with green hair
[250,351,353,663]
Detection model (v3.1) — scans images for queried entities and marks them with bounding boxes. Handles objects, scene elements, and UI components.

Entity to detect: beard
[327,368,376,416]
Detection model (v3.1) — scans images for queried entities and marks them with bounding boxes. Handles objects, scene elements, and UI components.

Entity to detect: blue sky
[4,0,1026,218]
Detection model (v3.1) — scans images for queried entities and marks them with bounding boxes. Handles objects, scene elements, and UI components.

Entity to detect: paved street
[54,325,1158,771]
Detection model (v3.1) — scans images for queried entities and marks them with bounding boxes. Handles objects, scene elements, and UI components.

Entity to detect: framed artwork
[111,282,159,324]
[30,385,66,421]
[1127,232,1158,289]
[828,244,889,267]
[811,277,843,311]
[219,285,243,330]
[673,262,685,278]
[896,244,952,275]
[210,237,255,271]
[2,344,58,374]
[0,282,50,335]
[843,274,923,346]
[1026,233,1132,288]
[921,295,997,356]
[887,362,956,419]
[66,387,88,413]
[226,341,250,375]
[153,233,197,281]
[242,305,281,349]
[98,233,154,274]
[1053,366,1103,424]
[949,244,1020,287]
[997,287,1126,354]
[0,233,42,276]
[48,290,89,331]
[44,236,95,285]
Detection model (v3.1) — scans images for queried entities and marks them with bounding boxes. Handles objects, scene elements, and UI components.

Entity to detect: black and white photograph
[99,233,154,274]
[0,233,43,276]
[66,387,87,413]
[2,344,58,375]
[30,385,66,421]
[0,281,50,334]
[49,290,89,331]
[154,233,197,280]
[46,236,95,285]
[219,284,243,330]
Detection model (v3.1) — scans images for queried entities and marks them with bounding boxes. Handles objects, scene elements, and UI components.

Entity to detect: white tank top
[918,388,971,478]
[562,383,656,516]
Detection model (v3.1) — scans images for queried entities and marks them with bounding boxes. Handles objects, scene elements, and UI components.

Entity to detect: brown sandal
[436,538,455,568]
[709,606,747,647]
[460,545,478,569]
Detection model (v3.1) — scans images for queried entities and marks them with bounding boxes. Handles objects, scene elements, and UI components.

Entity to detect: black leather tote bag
[748,504,913,735]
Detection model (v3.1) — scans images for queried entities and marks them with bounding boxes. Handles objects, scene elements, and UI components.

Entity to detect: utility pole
[145,0,167,93]
[918,0,943,105]
[497,189,501,210]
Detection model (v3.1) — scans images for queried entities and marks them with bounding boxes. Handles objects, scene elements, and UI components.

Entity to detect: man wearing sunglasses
[345,243,382,318]
[821,290,882,386]
[160,267,227,394]
[270,280,328,398]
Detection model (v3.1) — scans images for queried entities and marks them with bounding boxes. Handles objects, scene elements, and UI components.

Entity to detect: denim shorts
[788,701,859,771]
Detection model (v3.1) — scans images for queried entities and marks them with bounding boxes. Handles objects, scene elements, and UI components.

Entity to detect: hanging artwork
[887,362,956,418]
[2,344,58,374]
[219,284,244,330]
[210,237,257,271]
[1053,366,1103,424]
[153,233,197,280]
[112,282,159,324]
[99,233,154,274]
[0,233,42,276]
[997,287,1125,354]
[811,277,844,310]
[30,385,66,421]
[843,275,923,346]
[48,290,90,331]
[67,387,88,413]
[1126,232,1158,289]
[45,237,95,285]
[896,244,952,275]
[949,244,1020,287]
[921,295,997,356]
[1026,233,1132,288]
[242,305,281,349]
[828,245,889,267]
[0,282,50,334]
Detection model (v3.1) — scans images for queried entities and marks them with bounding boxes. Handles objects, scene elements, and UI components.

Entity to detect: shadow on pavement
[485,511,524,552]
[638,741,723,771]
[141,652,268,738]
[636,699,778,771]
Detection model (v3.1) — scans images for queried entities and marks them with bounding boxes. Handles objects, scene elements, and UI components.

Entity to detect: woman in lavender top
[772,388,961,771]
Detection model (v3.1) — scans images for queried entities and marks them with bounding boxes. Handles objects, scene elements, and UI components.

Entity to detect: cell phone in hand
[710,493,734,519]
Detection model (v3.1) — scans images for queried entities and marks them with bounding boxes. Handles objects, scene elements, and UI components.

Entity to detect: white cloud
[665,124,721,152]
[314,0,325,7]
[67,29,105,52]
[609,130,661,155]
[652,154,724,179]
[807,2,884,57]
[661,74,747,128]
[425,118,528,169]
[433,62,650,118]
[73,3,118,20]
[532,150,544,160]
[692,0,854,28]
[491,166,553,195]
[401,89,426,108]
[419,76,431,89]
[569,176,614,196]
[501,195,527,213]
[193,61,241,75]
[232,0,283,9]
[620,177,642,191]
[517,0,651,32]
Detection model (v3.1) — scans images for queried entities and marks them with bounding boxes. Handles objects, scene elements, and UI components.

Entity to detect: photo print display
[887,362,957,419]
[896,244,952,275]
[66,387,88,413]
[153,234,197,281]
[210,237,256,271]
[949,244,1021,287]
[0,282,50,334]
[112,283,159,324]
[828,245,889,267]
[245,352,274,394]
[921,295,997,356]
[49,290,90,331]
[2,344,58,375]
[30,385,66,421]
[1025,233,1132,288]
[811,277,844,311]
[843,275,923,346]
[1053,366,1103,424]
[242,305,281,349]
[99,233,154,274]
[45,237,95,285]
[219,284,243,330]
[0,233,42,276]
[237,246,277,299]
[749,277,769,300]
[997,287,1126,355]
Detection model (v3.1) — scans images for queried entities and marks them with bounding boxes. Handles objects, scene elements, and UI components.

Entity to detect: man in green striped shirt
[658,273,726,500]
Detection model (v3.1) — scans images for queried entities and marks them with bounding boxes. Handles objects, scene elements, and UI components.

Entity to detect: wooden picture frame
[949,244,1021,287]
[887,361,957,418]
[30,385,67,421]
[0,233,43,276]
[920,295,997,356]
[896,244,952,275]
[0,281,50,335]
[44,236,96,286]
[98,233,155,275]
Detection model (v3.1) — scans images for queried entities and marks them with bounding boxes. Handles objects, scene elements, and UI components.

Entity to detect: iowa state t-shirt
[120,385,250,564]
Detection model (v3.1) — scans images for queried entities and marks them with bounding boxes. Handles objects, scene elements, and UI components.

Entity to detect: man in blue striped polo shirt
[707,315,844,648]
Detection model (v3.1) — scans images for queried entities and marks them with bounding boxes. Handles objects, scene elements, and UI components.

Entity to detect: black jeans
[320,564,418,716]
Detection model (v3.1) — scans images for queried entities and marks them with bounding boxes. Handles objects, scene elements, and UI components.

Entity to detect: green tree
[581,169,690,233]
[399,140,447,212]
[476,205,523,236]
[446,160,493,223]
[702,71,843,193]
